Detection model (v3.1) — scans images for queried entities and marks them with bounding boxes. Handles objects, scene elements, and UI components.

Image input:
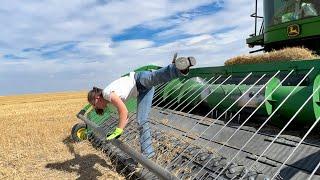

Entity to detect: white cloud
[0,0,263,95]
[113,40,154,51]
[77,38,114,56]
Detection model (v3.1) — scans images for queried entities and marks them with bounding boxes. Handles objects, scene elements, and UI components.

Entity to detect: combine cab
[248,0,320,54]
[71,1,320,179]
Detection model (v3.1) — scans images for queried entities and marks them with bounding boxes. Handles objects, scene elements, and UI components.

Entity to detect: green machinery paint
[80,58,320,130]
[156,59,320,127]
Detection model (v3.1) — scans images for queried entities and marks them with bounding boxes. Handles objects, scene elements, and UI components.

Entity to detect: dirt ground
[0,92,124,180]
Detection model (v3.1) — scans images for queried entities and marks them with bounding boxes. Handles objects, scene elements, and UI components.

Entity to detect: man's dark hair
[87,87,104,115]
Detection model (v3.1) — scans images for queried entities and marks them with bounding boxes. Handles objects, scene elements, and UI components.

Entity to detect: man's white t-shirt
[102,72,138,102]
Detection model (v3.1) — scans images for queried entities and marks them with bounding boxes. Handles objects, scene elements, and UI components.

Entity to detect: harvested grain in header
[224,47,319,66]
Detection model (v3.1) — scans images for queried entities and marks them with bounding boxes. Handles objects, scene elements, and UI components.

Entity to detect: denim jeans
[134,64,183,158]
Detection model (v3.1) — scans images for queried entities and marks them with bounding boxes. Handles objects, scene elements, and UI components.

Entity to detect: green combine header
[71,0,320,179]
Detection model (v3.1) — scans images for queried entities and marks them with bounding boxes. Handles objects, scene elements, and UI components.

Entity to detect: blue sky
[0,0,262,95]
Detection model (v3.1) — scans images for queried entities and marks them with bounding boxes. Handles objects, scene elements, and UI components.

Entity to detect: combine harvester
[71,0,320,179]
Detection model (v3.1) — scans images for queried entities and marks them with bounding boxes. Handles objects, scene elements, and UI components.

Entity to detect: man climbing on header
[87,53,196,158]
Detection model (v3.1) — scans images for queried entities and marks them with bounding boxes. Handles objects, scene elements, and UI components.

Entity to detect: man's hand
[106,127,123,140]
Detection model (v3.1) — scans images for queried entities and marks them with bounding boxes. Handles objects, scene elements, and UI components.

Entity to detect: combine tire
[71,123,87,142]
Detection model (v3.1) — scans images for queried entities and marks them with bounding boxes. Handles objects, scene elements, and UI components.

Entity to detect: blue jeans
[134,64,183,158]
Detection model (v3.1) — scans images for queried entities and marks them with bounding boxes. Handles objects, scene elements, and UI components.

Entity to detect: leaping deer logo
[288,24,300,37]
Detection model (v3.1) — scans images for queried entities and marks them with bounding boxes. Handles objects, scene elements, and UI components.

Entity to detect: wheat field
[0,92,124,180]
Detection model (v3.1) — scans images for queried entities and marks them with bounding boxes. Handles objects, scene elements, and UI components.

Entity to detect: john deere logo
[287,24,300,37]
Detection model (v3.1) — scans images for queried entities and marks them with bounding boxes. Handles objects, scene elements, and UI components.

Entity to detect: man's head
[87,87,107,115]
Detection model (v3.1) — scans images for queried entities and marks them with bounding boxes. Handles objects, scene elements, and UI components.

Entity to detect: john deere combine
[71,0,320,179]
